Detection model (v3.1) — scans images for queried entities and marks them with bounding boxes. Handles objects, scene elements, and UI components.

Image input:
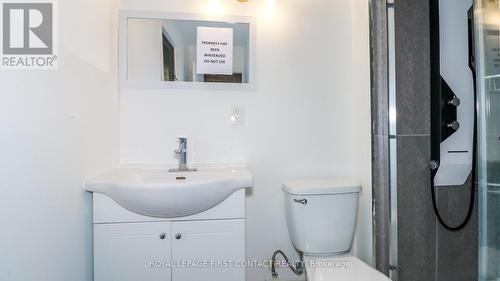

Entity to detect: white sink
[84,165,252,218]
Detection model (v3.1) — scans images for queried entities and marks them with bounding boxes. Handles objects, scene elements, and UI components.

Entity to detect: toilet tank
[283,179,361,255]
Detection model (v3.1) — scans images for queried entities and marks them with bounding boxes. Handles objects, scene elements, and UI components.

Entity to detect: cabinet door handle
[159,233,166,240]
[294,199,308,205]
[175,233,182,240]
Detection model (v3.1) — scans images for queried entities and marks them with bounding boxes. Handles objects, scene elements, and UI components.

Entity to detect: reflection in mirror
[127,18,250,84]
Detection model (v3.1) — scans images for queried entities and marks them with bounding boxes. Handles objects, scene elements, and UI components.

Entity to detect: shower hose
[430,83,477,232]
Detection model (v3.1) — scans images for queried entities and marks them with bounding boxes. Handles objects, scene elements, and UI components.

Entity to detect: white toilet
[283,179,391,281]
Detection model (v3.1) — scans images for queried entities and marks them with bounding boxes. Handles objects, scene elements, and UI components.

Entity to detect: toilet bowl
[283,179,391,281]
[303,254,391,281]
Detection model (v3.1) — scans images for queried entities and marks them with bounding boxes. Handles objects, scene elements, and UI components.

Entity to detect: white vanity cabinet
[92,189,246,281]
[94,222,173,281]
[171,220,245,281]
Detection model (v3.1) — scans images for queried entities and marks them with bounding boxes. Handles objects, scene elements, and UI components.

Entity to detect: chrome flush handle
[294,199,308,205]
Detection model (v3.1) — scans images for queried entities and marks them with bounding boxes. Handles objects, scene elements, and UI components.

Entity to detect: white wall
[350,0,372,264]
[0,0,119,280]
[119,1,372,281]
[128,19,163,80]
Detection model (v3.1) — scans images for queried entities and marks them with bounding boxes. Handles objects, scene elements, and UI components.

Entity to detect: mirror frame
[119,10,257,91]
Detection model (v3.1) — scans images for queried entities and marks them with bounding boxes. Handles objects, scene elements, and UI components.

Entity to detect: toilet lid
[304,255,391,281]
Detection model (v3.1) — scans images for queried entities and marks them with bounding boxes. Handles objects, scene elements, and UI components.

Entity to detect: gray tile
[394,0,431,135]
[436,175,476,227]
[397,135,436,281]
[370,0,389,136]
[486,136,500,180]
[436,175,478,281]
[483,184,500,279]
[486,90,500,134]
[372,135,391,275]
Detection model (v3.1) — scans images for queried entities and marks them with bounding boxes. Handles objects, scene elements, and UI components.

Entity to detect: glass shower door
[475,1,500,280]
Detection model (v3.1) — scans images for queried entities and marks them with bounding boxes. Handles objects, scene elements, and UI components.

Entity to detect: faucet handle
[173,149,181,159]
[174,148,186,155]
[177,136,187,142]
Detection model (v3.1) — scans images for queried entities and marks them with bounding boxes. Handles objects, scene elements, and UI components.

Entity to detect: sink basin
[84,165,252,218]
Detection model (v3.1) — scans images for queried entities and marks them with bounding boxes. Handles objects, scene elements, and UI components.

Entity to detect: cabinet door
[94,222,172,281]
[172,220,245,281]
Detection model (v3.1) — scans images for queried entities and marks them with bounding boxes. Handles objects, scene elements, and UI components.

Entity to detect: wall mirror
[119,11,256,90]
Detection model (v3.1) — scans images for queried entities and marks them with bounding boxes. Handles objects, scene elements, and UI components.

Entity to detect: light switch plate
[230,106,244,126]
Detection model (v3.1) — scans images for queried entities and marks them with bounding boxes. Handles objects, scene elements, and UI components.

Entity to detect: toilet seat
[303,254,391,281]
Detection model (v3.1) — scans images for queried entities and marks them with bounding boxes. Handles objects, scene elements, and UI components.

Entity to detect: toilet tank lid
[282,179,361,195]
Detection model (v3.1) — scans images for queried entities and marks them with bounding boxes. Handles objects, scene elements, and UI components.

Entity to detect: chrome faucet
[169,137,197,172]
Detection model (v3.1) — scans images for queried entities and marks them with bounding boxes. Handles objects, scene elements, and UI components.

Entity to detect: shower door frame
[369,0,397,279]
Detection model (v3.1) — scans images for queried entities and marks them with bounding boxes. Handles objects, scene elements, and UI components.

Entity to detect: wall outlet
[230,106,244,126]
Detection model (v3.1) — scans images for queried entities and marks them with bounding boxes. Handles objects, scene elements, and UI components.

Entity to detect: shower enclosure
[370,0,500,280]
[476,0,500,280]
